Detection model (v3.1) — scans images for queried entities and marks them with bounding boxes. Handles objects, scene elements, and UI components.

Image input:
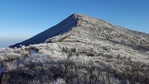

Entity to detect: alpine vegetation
[0,13,149,84]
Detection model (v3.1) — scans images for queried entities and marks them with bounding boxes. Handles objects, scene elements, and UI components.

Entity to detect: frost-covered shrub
[3,61,17,72]
[1,38,149,84]
[50,78,66,84]
[0,48,22,63]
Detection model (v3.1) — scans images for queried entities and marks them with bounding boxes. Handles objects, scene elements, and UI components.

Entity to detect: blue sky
[0,0,149,47]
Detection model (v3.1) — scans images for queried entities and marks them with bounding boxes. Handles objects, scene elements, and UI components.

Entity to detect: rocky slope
[0,13,149,84]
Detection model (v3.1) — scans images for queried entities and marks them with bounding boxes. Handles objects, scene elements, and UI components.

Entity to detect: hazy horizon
[0,38,25,48]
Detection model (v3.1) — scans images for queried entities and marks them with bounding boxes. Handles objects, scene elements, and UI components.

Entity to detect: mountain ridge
[9,13,122,47]
[10,13,149,52]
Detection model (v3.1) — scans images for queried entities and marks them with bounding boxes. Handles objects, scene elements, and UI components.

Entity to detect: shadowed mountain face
[1,13,149,84]
[10,14,79,47]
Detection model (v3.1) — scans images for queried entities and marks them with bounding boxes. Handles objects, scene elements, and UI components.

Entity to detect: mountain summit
[10,13,90,47]
[10,13,149,52]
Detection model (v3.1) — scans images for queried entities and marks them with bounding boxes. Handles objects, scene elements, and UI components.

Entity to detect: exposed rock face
[1,13,149,84]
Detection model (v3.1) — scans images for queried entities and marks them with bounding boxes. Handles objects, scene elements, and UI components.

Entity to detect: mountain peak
[10,13,149,51]
[68,13,86,20]
[10,13,92,48]
[71,13,84,17]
